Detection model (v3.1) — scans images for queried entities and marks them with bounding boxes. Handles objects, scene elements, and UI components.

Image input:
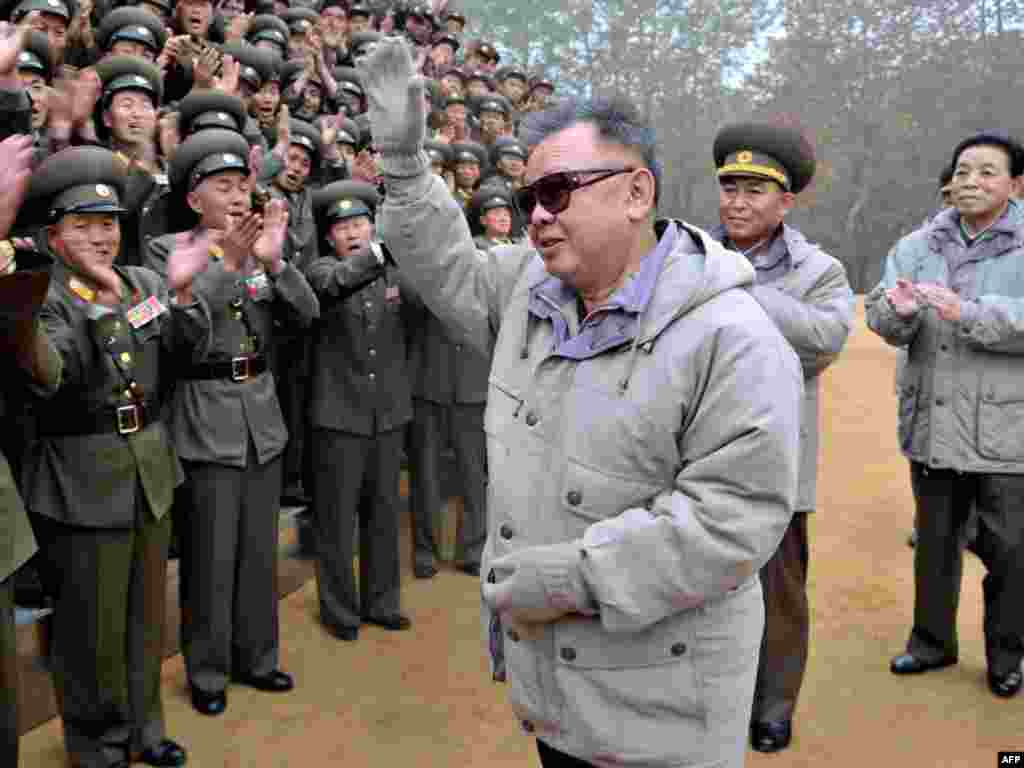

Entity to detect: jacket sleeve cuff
[379,148,429,179]
[538,546,599,616]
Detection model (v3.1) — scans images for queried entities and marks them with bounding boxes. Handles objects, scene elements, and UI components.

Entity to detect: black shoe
[890,652,957,675]
[455,562,481,577]
[138,739,188,767]
[750,720,791,753]
[232,669,295,692]
[323,619,359,642]
[190,687,226,716]
[363,613,412,631]
[414,562,438,579]
[988,669,1023,698]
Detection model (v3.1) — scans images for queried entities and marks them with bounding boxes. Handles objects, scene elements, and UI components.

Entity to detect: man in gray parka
[710,121,854,753]
[358,38,802,768]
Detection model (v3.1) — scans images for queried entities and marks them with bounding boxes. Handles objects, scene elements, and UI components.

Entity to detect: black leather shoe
[232,669,294,692]
[414,563,438,579]
[138,739,188,767]
[988,669,1023,698]
[363,613,412,631]
[890,652,957,675]
[750,720,791,753]
[190,687,226,716]
[456,562,481,577]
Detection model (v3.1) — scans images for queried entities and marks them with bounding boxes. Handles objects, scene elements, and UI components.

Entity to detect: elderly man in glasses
[359,39,801,768]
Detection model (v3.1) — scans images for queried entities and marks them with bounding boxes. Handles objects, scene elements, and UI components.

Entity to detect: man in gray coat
[359,39,802,768]
[710,121,854,752]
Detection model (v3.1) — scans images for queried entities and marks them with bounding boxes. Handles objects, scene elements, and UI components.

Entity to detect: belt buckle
[116,404,141,435]
[231,356,251,382]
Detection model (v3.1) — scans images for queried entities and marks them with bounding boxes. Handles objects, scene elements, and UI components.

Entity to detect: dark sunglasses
[513,167,635,217]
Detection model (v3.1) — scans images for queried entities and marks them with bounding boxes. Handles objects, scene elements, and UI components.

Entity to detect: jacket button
[940,344,949,352]
[935,397,945,406]
[670,642,687,657]
[524,411,538,426]
[507,629,520,642]
[521,720,535,733]
[369,348,377,357]
[499,523,514,539]
[560,646,577,662]
[566,490,582,506]
[369,373,376,380]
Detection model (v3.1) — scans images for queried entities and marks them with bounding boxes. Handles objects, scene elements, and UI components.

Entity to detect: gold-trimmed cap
[713,121,816,194]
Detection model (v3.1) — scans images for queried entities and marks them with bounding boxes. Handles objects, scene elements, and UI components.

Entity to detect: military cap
[465,39,499,64]
[222,41,280,89]
[475,93,511,117]
[177,89,248,137]
[442,7,466,25]
[495,65,527,84]
[281,60,323,94]
[290,0,321,9]
[713,121,816,194]
[169,128,251,193]
[349,30,382,59]
[451,140,486,167]
[430,31,459,52]
[247,14,290,55]
[424,139,452,166]
[333,66,364,98]
[16,30,52,83]
[25,147,128,226]
[464,68,493,88]
[313,180,379,224]
[347,0,372,18]
[95,55,162,117]
[528,74,554,94]
[11,0,76,23]
[335,116,360,147]
[444,93,466,108]
[287,118,322,166]
[281,6,319,35]
[490,135,527,163]
[438,66,466,84]
[471,185,512,214]
[95,7,167,53]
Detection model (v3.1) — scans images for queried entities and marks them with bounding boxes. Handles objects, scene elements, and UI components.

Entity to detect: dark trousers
[752,511,809,722]
[0,578,18,767]
[537,739,595,767]
[907,463,1024,676]
[407,399,487,568]
[274,334,312,499]
[32,507,170,768]
[311,427,403,630]
[179,449,282,694]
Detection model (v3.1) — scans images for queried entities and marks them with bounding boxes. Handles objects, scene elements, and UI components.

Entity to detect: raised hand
[0,23,25,89]
[217,212,261,273]
[158,110,180,158]
[193,45,221,88]
[271,104,290,162]
[253,198,288,272]
[350,149,379,183]
[213,54,239,95]
[886,278,921,319]
[166,229,211,300]
[357,36,426,156]
[0,135,35,241]
[248,144,264,179]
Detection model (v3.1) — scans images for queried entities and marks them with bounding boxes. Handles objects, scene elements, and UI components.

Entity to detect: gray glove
[356,36,427,177]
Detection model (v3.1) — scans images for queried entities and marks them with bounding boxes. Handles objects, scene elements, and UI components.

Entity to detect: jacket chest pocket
[977,371,1024,461]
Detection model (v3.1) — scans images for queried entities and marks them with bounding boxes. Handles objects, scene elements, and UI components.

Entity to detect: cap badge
[223,153,241,165]
[138,26,149,35]
[218,112,230,121]
[96,184,111,198]
[17,52,30,62]
[47,0,60,7]
[737,150,753,164]
[340,200,352,210]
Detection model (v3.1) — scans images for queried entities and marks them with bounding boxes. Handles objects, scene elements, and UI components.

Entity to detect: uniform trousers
[31,497,170,768]
[907,463,1024,676]
[0,578,18,767]
[751,511,809,723]
[274,334,312,500]
[179,445,282,694]
[537,739,596,767]
[312,427,403,630]
[407,399,487,568]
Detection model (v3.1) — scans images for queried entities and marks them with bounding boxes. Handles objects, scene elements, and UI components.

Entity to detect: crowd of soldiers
[0,0,545,765]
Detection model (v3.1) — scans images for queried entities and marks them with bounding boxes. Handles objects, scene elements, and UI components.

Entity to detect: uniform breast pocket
[132,318,163,347]
[561,459,662,525]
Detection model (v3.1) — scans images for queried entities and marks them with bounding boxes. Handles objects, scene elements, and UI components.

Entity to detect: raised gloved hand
[356,36,426,175]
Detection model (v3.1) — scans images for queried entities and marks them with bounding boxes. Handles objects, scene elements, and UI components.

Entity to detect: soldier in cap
[280,60,325,122]
[437,65,464,100]
[94,55,163,169]
[317,0,347,67]
[144,128,318,717]
[711,120,854,752]
[12,0,76,68]
[470,185,515,248]
[222,40,281,142]
[462,38,498,73]
[424,138,453,190]
[523,73,554,113]
[464,68,493,100]
[246,14,289,59]
[450,139,486,212]
[15,29,51,136]
[424,29,458,77]
[280,7,318,58]
[94,6,166,61]
[494,64,527,111]
[177,88,248,137]
[306,179,413,640]
[347,0,372,34]
[443,92,469,142]
[472,92,510,147]
[442,6,465,35]
[333,113,361,163]
[347,29,380,65]
[487,135,526,188]
[171,0,214,40]
[22,144,220,768]
[332,65,365,116]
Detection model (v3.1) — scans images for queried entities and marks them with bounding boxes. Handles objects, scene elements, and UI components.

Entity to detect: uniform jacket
[866,203,1024,473]
[306,246,414,435]
[23,263,211,527]
[0,389,37,583]
[146,237,320,468]
[378,168,802,767]
[711,224,854,511]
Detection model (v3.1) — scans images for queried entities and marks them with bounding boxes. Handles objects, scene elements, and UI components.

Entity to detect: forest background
[463,0,1024,290]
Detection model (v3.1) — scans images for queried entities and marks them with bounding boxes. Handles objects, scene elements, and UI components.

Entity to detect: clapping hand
[253,198,288,273]
[886,278,920,318]
[166,229,211,302]
[0,135,35,242]
[914,282,962,322]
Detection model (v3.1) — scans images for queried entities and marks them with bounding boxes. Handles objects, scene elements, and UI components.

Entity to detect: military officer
[472,92,511,148]
[524,73,554,112]
[450,139,486,213]
[461,39,498,73]
[470,185,515,249]
[425,30,459,78]
[443,93,470,142]
[441,6,466,36]
[144,129,319,717]
[710,121,854,752]
[94,6,167,62]
[306,180,412,641]
[437,65,465,100]
[23,145,216,768]
[176,88,248,138]
[483,135,526,189]
[221,41,281,146]
[347,1,373,34]
[15,30,51,139]
[425,138,454,190]
[494,64,528,113]
[10,0,76,71]
[332,66,366,116]
[280,7,319,59]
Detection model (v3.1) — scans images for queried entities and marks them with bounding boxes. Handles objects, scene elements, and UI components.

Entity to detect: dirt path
[20,302,1021,767]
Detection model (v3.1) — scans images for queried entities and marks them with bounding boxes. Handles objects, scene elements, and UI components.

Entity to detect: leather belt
[38,400,157,437]
[182,354,267,382]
